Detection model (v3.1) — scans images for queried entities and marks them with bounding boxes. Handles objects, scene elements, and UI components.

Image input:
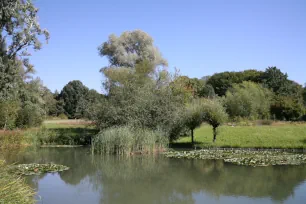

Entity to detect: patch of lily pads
[164,149,306,167]
[10,163,69,175]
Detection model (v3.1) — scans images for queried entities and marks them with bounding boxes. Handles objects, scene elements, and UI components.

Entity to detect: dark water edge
[1,147,306,204]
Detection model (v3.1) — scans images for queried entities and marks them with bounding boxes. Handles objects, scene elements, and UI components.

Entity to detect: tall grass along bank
[0,160,35,204]
[92,126,168,155]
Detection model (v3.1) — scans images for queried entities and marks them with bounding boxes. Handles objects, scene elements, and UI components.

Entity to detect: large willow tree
[95,30,184,137]
[0,0,49,129]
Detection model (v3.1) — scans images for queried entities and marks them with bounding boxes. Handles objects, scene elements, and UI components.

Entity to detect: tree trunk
[191,129,194,145]
[213,127,217,142]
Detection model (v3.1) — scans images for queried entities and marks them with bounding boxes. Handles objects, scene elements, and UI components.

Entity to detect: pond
[1,147,306,204]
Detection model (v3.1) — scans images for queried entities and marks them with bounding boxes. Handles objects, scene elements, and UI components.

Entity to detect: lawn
[176,124,306,149]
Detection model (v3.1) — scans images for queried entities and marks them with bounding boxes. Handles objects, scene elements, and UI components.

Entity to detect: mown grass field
[176,124,306,149]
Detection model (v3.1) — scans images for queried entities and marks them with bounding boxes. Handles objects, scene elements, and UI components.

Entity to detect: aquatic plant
[92,126,168,155]
[10,163,69,176]
[164,149,306,167]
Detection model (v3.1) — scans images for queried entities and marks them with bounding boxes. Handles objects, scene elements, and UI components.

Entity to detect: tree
[261,67,288,94]
[270,96,305,121]
[225,81,273,120]
[0,0,49,62]
[98,30,167,68]
[96,60,184,134]
[201,99,228,142]
[170,76,215,102]
[183,100,205,145]
[303,85,306,106]
[206,70,263,96]
[59,80,89,119]
[41,87,57,116]
[0,0,49,129]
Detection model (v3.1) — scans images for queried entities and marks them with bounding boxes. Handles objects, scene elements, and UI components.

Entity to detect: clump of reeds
[0,160,35,204]
[0,130,24,149]
[91,126,168,155]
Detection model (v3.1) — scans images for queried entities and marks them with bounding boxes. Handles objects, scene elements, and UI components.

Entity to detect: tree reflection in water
[2,148,306,204]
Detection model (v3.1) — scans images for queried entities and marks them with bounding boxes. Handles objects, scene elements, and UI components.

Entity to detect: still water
[1,147,306,204]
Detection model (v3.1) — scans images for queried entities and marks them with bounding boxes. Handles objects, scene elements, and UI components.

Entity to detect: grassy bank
[29,121,99,146]
[0,160,35,204]
[0,120,99,148]
[175,124,306,149]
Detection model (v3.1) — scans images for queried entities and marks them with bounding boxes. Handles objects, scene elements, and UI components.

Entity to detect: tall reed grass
[0,160,35,204]
[91,126,168,155]
[0,130,24,149]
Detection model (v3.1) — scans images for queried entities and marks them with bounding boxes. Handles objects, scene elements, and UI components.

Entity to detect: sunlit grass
[176,124,306,149]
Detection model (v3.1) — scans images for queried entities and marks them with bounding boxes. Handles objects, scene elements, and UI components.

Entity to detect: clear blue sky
[31,0,306,92]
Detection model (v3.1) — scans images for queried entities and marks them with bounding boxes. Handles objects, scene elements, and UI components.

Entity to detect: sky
[30,0,306,92]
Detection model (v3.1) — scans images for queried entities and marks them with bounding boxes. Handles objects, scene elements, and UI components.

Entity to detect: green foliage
[96,59,184,137]
[98,30,167,68]
[58,113,68,119]
[261,67,288,94]
[270,95,305,121]
[0,0,49,60]
[0,130,24,149]
[0,1,49,130]
[0,161,35,204]
[29,126,98,146]
[59,80,89,119]
[41,87,57,116]
[92,126,168,155]
[225,81,273,120]
[16,101,45,128]
[303,85,306,106]
[206,70,263,96]
[201,99,228,142]
[0,100,20,129]
[183,99,206,144]
[170,76,215,102]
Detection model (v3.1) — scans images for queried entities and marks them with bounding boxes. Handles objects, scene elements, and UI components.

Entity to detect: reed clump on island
[91,126,168,155]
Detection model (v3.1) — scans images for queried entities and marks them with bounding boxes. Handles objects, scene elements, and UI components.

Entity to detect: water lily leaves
[164,150,306,167]
[10,163,69,175]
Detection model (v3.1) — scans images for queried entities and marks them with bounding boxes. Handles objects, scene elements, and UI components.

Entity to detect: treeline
[1,1,306,143]
[173,67,306,121]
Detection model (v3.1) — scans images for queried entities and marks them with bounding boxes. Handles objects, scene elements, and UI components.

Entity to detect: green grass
[176,124,306,149]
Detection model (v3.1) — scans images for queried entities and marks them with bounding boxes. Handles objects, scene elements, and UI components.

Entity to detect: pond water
[1,147,306,204]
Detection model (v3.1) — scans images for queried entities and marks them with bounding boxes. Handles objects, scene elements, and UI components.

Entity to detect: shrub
[16,101,45,128]
[258,120,273,126]
[225,81,272,120]
[58,113,68,119]
[92,126,168,155]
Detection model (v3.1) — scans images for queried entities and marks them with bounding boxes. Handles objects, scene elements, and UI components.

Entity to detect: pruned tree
[201,99,228,142]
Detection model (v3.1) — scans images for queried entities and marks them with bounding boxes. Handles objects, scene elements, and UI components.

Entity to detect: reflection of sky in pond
[33,174,101,204]
[2,148,306,204]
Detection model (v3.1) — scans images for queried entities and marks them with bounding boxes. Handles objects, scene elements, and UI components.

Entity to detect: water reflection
[1,148,306,204]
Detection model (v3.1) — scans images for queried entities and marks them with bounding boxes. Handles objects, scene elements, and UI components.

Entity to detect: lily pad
[10,163,69,175]
[164,150,306,167]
